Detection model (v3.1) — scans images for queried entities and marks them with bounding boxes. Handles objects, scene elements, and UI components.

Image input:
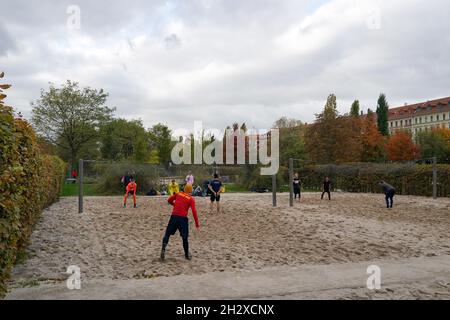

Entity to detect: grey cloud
[0,23,16,56]
[1,0,450,131]
[164,33,182,50]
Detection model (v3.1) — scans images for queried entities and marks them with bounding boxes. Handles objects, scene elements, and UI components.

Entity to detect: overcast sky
[1,0,449,132]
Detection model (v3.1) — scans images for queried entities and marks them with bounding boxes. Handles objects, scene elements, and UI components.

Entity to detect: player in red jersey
[160,184,199,261]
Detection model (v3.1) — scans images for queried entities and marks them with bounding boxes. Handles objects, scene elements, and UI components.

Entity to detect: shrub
[0,104,66,298]
[292,163,450,197]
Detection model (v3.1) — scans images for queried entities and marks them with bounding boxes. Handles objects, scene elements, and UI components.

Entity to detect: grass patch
[60,182,99,196]
[16,278,40,288]
[224,183,249,193]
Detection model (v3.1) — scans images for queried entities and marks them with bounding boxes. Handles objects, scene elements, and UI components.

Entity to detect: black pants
[321,190,331,200]
[162,215,189,256]
[294,189,301,199]
[385,190,395,208]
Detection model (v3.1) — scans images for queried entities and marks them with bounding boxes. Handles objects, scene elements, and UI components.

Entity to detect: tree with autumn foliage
[305,94,362,164]
[360,112,386,162]
[386,131,420,161]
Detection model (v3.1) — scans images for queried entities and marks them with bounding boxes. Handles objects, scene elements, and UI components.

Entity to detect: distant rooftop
[389,96,450,120]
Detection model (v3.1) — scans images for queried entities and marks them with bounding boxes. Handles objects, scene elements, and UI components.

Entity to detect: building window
[400,120,403,126]
[420,117,423,124]
[444,114,446,120]
[415,118,418,124]
[431,115,433,122]
[395,121,398,127]
[437,115,440,121]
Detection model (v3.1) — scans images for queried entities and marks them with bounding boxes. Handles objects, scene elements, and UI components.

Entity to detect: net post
[272,174,277,207]
[432,156,437,199]
[78,159,84,213]
[289,158,294,207]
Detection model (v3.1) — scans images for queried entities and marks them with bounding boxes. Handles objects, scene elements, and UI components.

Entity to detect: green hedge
[292,163,450,197]
[0,104,66,298]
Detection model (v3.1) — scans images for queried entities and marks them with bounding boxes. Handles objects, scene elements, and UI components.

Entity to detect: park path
[6,254,450,300]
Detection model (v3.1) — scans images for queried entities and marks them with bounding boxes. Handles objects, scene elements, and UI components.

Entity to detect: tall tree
[376,93,389,136]
[305,94,362,163]
[31,81,114,167]
[100,118,149,161]
[148,123,173,165]
[334,116,363,163]
[323,93,338,120]
[350,100,360,117]
[278,125,306,163]
[360,113,386,162]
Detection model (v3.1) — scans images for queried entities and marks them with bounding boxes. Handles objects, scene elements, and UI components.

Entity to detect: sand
[7,192,450,299]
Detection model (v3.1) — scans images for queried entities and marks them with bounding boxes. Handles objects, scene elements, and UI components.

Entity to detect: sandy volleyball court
[7,192,450,299]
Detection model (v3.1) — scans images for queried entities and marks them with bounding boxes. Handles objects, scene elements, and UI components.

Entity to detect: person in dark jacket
[321,177,332,200]
[208,174,223,214]
[293,173,301,202]
[379,181,395,208]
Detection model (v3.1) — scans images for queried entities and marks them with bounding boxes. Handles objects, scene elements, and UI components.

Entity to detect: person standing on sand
[379,180,395,208]
[123,176,137,208]
[161,184,199,261]
[168,179,179,196]
[321,176,332,200]
[185,172,194,186]
[208,174,223,214]
[293,173,301,202]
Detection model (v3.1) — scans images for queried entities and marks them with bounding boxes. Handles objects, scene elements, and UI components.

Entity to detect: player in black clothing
[379,180,396,208]
[293,173,301,202]
[321,176,332,200]
[208,174,223,214]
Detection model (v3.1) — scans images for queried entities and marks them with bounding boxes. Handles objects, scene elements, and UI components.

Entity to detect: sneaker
[185,253,192,261]
[123,204,126,208]
[134,204,137,208]
[160,249,165,261]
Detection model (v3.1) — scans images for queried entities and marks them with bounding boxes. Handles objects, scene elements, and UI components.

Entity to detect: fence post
[78,159,84,213]
[289,158,294,207]
[432,156,437,199]
[272,174,277,207]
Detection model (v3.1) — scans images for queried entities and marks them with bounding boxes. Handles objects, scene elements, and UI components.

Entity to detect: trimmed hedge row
[0,104,66,298]
[294,163,450,197]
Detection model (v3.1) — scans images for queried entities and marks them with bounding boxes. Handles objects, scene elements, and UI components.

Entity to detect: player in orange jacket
[124,177,137,208]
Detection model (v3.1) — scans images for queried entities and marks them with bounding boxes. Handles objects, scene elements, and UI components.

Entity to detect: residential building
[388,97,450,136]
